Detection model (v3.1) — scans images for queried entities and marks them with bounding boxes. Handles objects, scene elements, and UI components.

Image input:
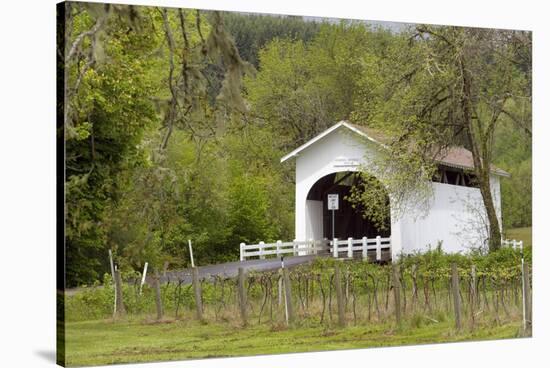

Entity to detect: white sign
[328,194,339,210]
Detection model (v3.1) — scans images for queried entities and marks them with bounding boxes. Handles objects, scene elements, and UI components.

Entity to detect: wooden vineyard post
[282,266,294,324]
[334,264,346,327]
[238,267,248,327]
[192,267,203,321]
[153,269,163,320]
[411,264,418,313]
[451,263,462,330]
[108,250,117,318]
[470,265,477,329]
[114,267,126,319]
[392,264,401,327]
[522,262,532,333]
[278,274,283,306]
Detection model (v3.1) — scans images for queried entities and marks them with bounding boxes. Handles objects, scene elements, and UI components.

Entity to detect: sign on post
[327,194,339,210]
[328,194,339,239]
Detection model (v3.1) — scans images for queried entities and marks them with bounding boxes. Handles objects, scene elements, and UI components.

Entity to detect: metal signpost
[328,194,339,239]
[188,239,195,268]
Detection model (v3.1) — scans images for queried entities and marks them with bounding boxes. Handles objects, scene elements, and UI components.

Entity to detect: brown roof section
[347,122,510,177]
[434,147,510,176]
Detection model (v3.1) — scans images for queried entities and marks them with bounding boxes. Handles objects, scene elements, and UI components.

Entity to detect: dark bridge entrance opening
[306,172,391,240]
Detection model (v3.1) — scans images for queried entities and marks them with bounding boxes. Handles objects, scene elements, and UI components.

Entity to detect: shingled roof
[281,121,510,177]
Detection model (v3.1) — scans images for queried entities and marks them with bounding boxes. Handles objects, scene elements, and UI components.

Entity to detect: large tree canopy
[61,4,531,286]
[351,25,531,251]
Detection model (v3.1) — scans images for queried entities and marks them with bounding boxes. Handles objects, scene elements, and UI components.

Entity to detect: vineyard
[66,247,532,336]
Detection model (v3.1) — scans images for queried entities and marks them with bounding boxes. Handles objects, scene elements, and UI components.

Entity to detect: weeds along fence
[66,250,532,333]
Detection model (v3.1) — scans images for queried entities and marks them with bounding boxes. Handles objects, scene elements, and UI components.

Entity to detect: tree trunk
[460,57,502,252]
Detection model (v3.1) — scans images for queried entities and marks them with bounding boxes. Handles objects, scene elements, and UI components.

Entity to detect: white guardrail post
[347,237,353,259]
[376,236,382,261]
[333,238,338,258]
[259,241,265,259]
[310,238,315,255]
[293,239,298,256]
[362,236,368,260]
[240,243,245,261]
[276,240,282,257]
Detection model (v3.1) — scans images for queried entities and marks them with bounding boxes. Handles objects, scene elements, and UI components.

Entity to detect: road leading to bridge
[152,254,330,285]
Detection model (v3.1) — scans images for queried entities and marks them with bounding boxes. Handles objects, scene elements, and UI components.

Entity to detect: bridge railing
[330,236,391,261]
[240,236,391,262]
[501,239,524,250]
[240,239,330,261]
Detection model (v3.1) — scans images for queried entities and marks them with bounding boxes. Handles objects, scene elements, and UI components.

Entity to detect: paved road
[151,254,331,285]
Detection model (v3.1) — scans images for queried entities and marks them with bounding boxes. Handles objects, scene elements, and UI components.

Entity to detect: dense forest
[60,3,531,287]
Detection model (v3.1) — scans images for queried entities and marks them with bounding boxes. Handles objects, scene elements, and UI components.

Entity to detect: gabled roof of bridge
[280,121,510,177]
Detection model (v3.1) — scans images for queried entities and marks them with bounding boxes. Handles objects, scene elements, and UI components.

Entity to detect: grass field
[64,317,524,366]
[505,227,532,247]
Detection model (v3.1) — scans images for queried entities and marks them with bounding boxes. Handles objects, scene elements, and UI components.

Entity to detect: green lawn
[504,226,532,247]
[64,317,524,366]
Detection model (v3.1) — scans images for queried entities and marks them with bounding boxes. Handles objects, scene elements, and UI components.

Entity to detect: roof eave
[280,121,384,163]
[437,160,511,178]
[280,121,511,178]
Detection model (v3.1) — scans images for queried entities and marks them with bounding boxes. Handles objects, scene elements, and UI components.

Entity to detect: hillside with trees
[61,3,531,287]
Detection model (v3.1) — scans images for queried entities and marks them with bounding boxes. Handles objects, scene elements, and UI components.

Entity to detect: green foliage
[346,172,391,230]
[350,26,532,248]
[65,6,161,286]
[223,12,322,67]
[227,174,275,244]
[494,118,532,228]
[245,23,394,148]
[66,247,530,326]
[63,4,531,286]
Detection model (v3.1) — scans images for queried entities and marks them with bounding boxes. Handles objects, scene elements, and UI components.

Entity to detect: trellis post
[451,263,461,330]
[334,263,346,327]
[392,264,401,327]
[238,267,247,326]
[283,265,294,324]
[192,267,203,321]
[114,266,126,319]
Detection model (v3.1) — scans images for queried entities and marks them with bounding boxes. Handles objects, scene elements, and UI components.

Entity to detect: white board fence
[240,236,391,262]
[501,239,524,250]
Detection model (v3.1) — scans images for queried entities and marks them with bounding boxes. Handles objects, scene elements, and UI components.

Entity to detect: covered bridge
[281,121,509,259]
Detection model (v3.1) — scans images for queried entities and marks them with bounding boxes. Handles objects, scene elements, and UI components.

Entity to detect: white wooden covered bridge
[240,121,509,262]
